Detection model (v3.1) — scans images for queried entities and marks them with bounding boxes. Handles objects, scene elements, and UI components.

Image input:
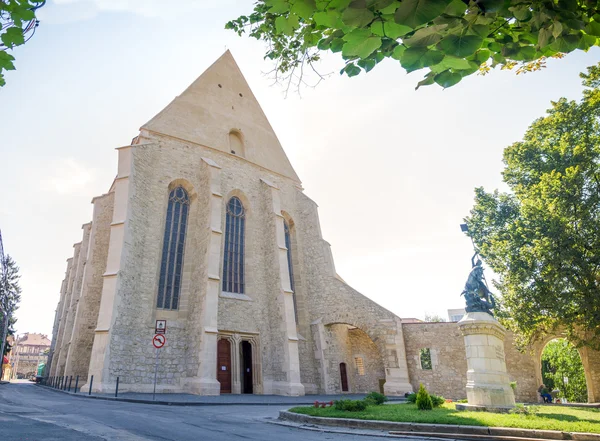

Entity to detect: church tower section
[47,51,413,396]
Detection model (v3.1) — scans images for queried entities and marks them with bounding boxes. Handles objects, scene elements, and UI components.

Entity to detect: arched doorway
[540,338,587,403]
[321,323,385,394]
[531,332,599,403]
[217,339,231,394]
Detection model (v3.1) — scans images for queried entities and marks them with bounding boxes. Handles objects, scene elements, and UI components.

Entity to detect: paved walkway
[1,383,428,441]
[39,384,406,406]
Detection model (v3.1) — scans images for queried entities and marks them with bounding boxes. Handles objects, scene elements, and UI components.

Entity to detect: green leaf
[549,34,580,52]
[357,57,377,71]
[510,5,532,22]
[1,27,25,48]
[275,14,300,35]
[415,73,436,89]
[331,38,345,52]
[394,0,452,29]
[444,0,467,17]
[342,29,382,58]
[538,27,553,49]
[438,34,483,57]
[391,44,406,59]
[379,0,401,14]
[552,21,563,39]
[366,0,396,9]
[342,7,375,27]
[402,24,447,47]
[478,0,507,13]
[266,0,290,14]
[434,69,462,87]
[578,33,597,51]
[438,55,471,69]
[473,48,491,63]
[291,0,315,19]
[342,63,362,76]
[400,46,444,72]
[0,51,16,71]
[314,10,340,27]
[513,45,536,61]
[584,21,600,37]
[470,24,490,38]
[370,20,412,38]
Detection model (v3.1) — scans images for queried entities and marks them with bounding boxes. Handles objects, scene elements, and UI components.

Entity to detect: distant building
[447,308,466,322]
[9,333,51,379]
[401,318,424,324]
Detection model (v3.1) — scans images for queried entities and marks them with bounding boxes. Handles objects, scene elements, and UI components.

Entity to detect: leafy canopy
[0,0,45,87]
[1,254,22,355]
[226,0,597,89]
[466,63,600,349]
[542,339,587,403]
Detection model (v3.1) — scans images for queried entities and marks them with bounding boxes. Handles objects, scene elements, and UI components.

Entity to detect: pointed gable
[141,51,300,182]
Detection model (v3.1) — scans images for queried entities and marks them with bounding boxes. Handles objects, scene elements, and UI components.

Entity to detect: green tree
[424,314,446,322]
[226,0,598,90]
[542,338,587,403]
[0,0,45,87]
[465,63,600,349]
[1,255,22,355]
[416,383,433,410]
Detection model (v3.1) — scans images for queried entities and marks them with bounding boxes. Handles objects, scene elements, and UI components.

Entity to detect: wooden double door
[216,339,253,394]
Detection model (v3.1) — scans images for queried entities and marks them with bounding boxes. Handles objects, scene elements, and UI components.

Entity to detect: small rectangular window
[354,356,365,376]
[420,348,432,370]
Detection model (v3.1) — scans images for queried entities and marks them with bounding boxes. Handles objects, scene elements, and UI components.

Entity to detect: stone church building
[47,52,600,401]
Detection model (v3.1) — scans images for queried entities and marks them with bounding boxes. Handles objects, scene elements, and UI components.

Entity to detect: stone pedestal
[457,312,515,410]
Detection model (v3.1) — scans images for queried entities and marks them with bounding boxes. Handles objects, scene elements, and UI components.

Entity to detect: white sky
[2,0,599,338]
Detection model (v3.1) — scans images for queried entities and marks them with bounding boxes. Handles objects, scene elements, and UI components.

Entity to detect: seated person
[538,384,552,403]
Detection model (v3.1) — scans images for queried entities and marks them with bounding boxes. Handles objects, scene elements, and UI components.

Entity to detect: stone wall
[348,327,385,393]
[64,193,114,383]
[402,322,538,402]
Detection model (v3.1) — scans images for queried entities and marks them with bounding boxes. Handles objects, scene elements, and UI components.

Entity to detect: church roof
[141,51,300,183]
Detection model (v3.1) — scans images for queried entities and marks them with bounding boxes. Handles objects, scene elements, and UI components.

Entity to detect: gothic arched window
[223,197,245,293]
[157,186,189,310]
[284,220,298,323]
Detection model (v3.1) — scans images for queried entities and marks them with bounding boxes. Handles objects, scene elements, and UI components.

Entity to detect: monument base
[458,312,515,410]
[455,403,513,413]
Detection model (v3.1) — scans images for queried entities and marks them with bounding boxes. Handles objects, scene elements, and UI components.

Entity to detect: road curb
[279,410,600,441]
[35,384,405,407]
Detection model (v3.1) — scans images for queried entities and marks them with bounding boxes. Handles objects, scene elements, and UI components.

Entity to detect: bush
[364,392,388,406]
[509,404,539,416]
[334,399,368,412]
[408,390,443,407]
[430,394,445,407]
[416,384,433,411]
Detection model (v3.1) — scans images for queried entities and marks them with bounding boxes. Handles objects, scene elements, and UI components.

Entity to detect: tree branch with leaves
[227,0,598,90]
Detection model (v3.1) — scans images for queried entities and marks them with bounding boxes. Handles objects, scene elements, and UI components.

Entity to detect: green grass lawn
[289,403,600,434]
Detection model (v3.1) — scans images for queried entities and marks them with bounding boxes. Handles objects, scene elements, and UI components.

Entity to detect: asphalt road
[0,382,435,441]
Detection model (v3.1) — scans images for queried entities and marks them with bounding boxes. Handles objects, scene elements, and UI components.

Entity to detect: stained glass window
[284,220,298,323]
[157,186,189,310]
[222,197,245,293]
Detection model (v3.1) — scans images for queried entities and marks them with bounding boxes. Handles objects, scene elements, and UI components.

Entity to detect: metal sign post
[151,333,166,401]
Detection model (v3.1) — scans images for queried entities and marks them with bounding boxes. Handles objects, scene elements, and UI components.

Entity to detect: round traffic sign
[153,334,166,349]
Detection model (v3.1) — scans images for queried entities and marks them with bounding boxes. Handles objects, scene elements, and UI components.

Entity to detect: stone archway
[531,333,599,403]
[311,315,412,396]
[317,323,385,394]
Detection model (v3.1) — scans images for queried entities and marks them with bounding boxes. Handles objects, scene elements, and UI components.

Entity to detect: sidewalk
[37,384,406,406]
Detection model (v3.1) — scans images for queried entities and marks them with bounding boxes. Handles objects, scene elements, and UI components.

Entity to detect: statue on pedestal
[461,253,496,315]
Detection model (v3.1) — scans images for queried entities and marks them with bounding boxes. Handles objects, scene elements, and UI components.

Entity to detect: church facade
[47,51,414,396]
[46,52,600,402]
